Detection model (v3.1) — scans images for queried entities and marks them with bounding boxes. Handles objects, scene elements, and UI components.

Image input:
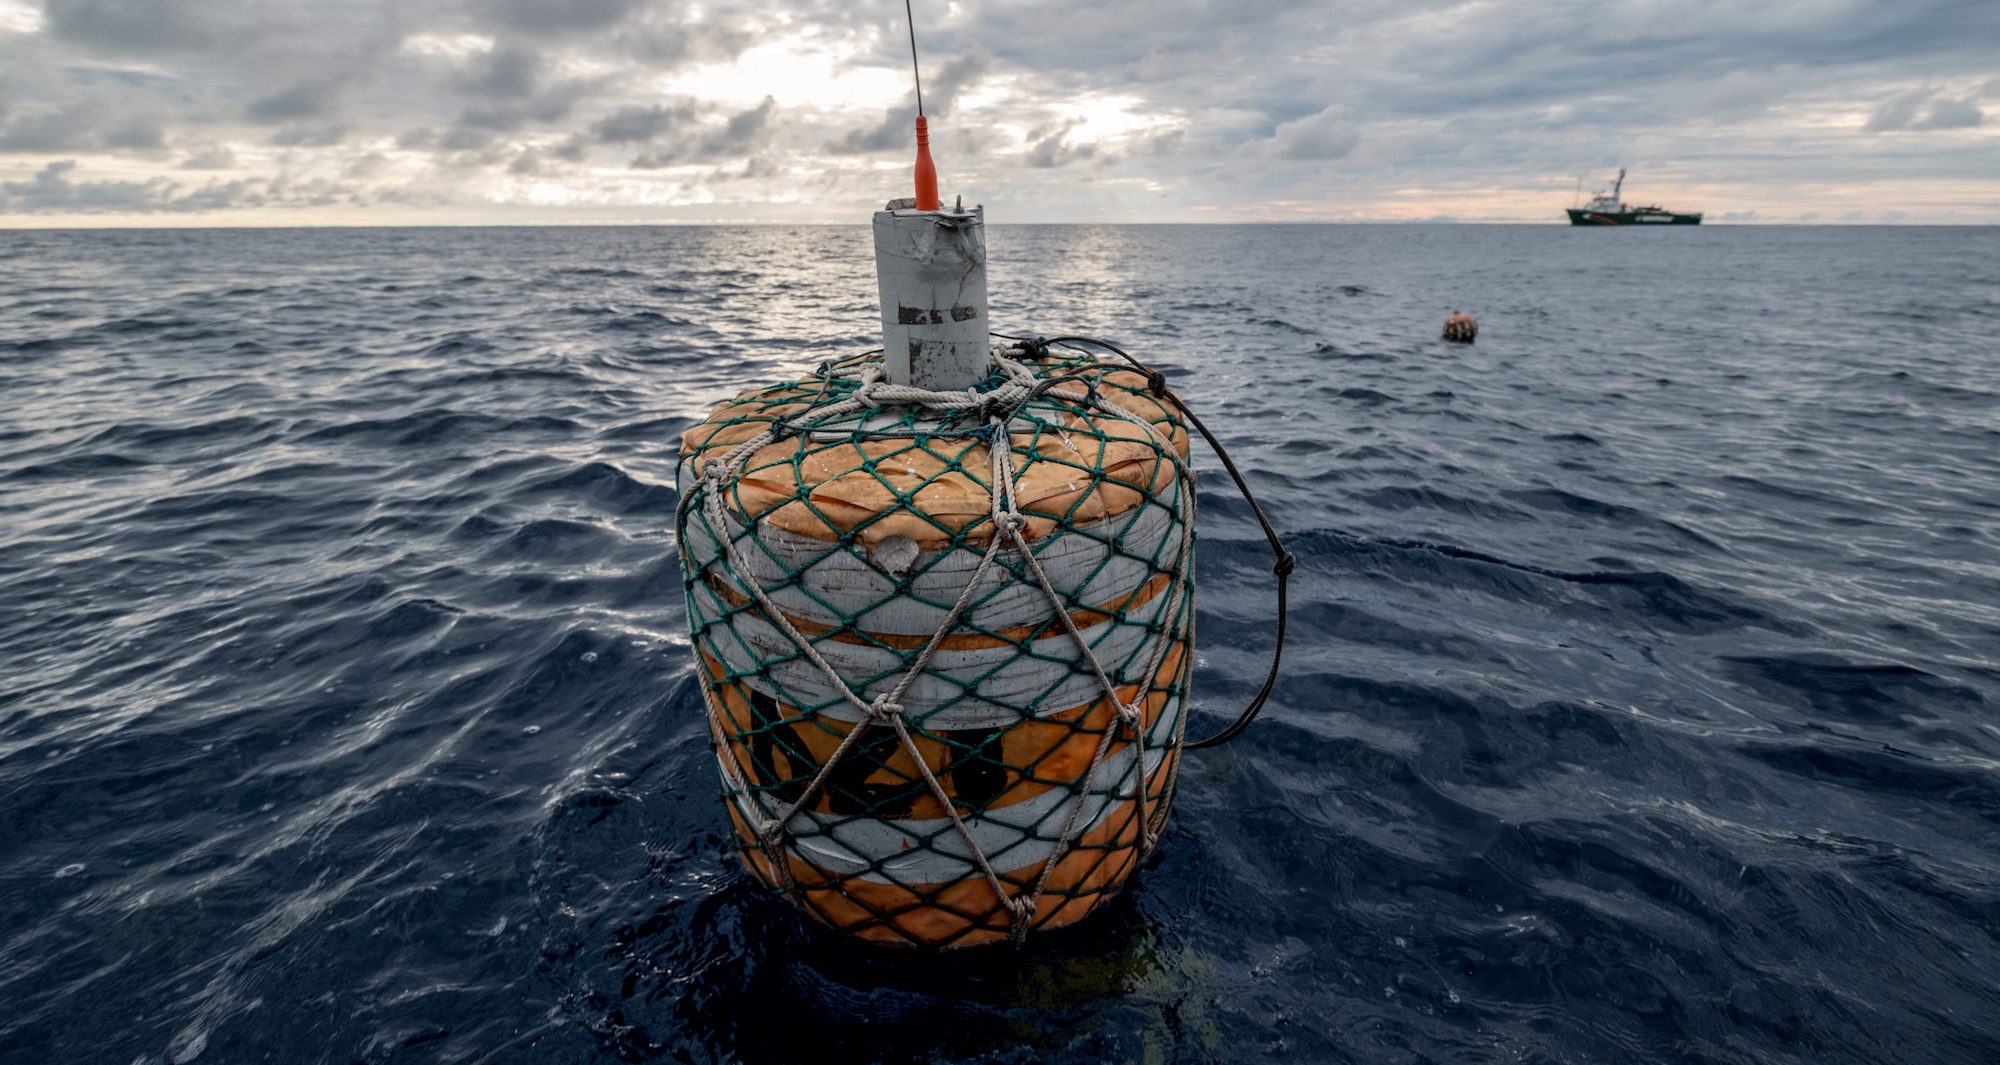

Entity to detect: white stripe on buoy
[684,503,1179,637]
[703,588,1179,728]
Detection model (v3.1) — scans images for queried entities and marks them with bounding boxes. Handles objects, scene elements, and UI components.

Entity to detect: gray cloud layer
[1,0,1996,221]
[0,158,355,212]
[831,48,991,154]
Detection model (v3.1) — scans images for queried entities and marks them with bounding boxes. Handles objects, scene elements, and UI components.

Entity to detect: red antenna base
[913,116,940,212]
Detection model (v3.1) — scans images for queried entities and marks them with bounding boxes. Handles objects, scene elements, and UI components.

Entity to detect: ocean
[2,223,1997,1064]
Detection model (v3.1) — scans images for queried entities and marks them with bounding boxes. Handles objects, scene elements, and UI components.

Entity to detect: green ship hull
[1567,208,1702,226]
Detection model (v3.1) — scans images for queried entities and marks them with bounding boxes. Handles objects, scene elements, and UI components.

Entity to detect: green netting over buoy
[675,343,1195,948]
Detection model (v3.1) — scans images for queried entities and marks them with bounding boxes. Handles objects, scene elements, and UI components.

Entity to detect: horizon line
[3,219,1993,232]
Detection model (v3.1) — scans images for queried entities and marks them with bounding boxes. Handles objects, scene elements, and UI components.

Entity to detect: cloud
[1261,104,1359,161]
[103,118,168,150]
[720,95,778,144]
[627,96,779,168]
[508,148,550,175]
[1024,118,1098,169]
[616,15,757,68]
[0,158,353,212]
[271,123,348,147]
[438,126,495,152]
[479,0,645,35]
[0,1,41,34]
[565,93,777,168]
[453,79,598,137]
[1866,90,1928,131]
[41,0,239,53]
[0,159,367,213]
[0,97,168,153]
[0,159,168,210]
[973,0,1318,83]
[455,45,542,100]
[343,151,390,179]
[1918,97,1983,130]
[246,80,343,124]
[1868,90,1986,132]
[179,145,238,169]
[591,102,700,144]
[829,49,990,155]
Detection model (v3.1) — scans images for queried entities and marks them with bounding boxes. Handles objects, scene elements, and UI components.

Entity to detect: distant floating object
[1566,168,1702,225]
[1443,311,1478,343]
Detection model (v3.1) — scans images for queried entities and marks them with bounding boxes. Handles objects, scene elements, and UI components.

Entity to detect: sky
[0,0,1996,226]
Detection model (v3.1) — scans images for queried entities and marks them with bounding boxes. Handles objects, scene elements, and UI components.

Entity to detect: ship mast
[1612,168,1626,209]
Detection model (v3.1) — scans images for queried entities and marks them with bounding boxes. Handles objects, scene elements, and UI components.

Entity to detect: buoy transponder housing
[674,115,1196,949]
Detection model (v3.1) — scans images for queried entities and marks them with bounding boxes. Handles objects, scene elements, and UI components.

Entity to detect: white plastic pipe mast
[873,198,990,390]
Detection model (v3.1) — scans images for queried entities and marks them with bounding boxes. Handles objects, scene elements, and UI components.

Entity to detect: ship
[1566,169,1701,225]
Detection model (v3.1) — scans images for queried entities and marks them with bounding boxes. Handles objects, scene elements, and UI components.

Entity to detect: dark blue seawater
[2,224,1998,1064]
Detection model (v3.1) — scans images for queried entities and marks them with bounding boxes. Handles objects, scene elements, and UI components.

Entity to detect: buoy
[677,348,1194,947]
[1443,310,1478,343]
[673,1,1293,949]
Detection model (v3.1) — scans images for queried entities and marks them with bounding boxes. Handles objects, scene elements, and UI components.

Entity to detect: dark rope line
[904,0,925,117]
[1008,333,1294,750]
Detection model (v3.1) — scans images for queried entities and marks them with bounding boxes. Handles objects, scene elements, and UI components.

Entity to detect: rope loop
[1031,334,1292,752]
[757,817,786,847]
[852,364,888,408]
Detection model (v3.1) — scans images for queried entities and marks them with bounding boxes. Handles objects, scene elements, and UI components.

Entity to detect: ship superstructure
[1566,169,1702,225]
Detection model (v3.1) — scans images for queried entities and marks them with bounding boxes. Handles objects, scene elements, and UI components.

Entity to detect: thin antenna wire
[904,0,925,116]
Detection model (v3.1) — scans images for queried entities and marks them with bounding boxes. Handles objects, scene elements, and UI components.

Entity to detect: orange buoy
[677,353,1195,948]
[1443,310,1478,343]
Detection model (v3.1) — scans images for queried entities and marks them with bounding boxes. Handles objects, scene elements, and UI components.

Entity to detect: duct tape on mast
[874,201,989,390]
